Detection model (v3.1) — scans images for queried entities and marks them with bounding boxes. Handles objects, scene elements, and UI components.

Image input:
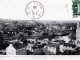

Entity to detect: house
[26,43,34,52]
[38,38,49,45]
[59,44,64,53]
[52,38,55,42]
[6,44,16,55]
[27,38,36,44]
[62,36,70,43]
[43,38,49,44]
[64,43,76,51]
[44,43,59,55]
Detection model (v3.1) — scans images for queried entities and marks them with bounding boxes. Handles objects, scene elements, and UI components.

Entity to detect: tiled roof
[47,43,59,47]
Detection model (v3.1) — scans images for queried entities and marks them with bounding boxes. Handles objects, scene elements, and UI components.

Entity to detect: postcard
[0,0,80,60]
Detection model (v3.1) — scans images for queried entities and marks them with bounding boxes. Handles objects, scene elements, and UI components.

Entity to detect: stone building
[76,22,80,47]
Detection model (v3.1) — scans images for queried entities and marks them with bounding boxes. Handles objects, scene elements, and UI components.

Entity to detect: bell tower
[76,22,80,47]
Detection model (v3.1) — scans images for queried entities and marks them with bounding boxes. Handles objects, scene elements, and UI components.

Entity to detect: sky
[0,0,80,21]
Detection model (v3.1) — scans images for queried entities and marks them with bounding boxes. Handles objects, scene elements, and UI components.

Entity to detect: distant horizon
[0,18,79,23]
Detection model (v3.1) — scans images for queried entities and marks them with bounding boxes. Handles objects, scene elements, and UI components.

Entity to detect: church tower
[76,22,80,47]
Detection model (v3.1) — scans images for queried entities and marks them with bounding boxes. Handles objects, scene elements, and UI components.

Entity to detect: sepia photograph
[0,19,79,55]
